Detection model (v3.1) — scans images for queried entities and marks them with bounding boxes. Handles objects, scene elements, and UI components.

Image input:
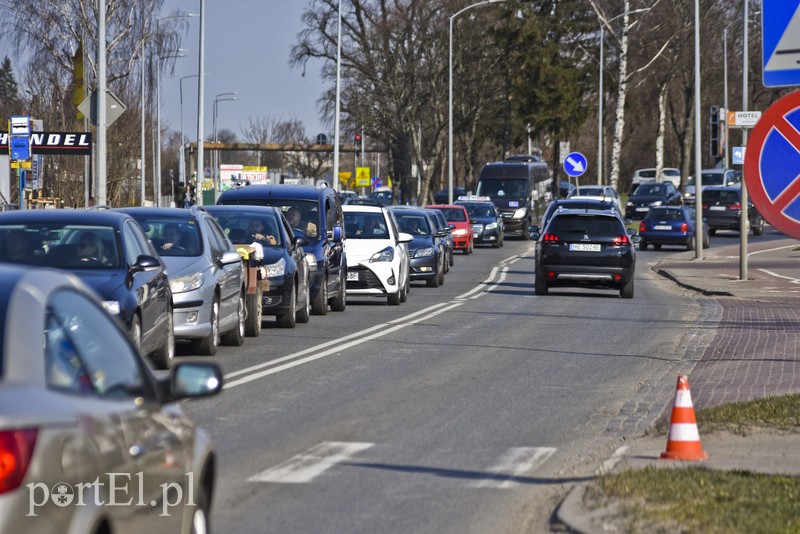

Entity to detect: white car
[343,205,412,305]
[570,185,623,213]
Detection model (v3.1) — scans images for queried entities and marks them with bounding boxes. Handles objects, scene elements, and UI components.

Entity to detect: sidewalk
[557,236,800,533]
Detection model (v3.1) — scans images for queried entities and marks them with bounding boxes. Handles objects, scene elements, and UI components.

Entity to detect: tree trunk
[655,83,668,178]
[609,0,631,192]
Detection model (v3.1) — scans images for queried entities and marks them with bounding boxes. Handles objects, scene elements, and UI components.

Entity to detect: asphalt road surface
[182,229,779,533]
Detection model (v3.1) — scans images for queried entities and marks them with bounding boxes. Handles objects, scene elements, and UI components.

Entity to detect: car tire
[709,229,717,236]
[244,286,262,337]
[311,275,329,315]
[703,232,711,248]
[190,487,210,534]
[752,217,764,236]
[639,240,648,251]
[130,314,142,354]
[399,277,408,303]
[330,272,346,312]
[653,244,662,250]
[296,280,311,323]
[499,234,504,247]
[449,248,454,267]
[438,261,445,286]
[277,285,297,328]
[686,236,696,251]
[426,265,441,288]
[620,276,634,298]
[388,288,401,306]
[152,310,175,370]
[193,297,219,356]
[534,271,548,296]
[221,292,245,346]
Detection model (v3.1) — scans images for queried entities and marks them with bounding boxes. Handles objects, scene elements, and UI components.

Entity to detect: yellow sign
[338,171,352,186]
[10,161,32,170]
[356,167,371,187]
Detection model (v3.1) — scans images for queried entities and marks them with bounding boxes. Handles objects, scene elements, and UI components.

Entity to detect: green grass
[591,394,800,532]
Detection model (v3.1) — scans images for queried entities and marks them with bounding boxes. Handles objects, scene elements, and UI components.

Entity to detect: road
[181,229,779,533]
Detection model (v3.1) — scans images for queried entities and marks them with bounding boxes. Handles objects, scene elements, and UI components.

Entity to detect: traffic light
[354,133,362,149]
[709,105,720,158]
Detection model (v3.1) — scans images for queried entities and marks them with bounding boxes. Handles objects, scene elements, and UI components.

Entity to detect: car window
[204,217,229,259]
[45,289,149,399]
[133,217,202,256]
[122,222,147,265]
[646,208,682,221]
[0,224,121,269]
[548,215,624,235]
[704,190,739,204]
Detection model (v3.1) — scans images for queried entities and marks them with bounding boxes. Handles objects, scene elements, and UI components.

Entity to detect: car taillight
[638,222,646,232]
[542,233,559,242]
[729,202,741,210]
[0,428,37,494]
[611,235,629,246]
[680,222,689,232]
[702,204,708,209]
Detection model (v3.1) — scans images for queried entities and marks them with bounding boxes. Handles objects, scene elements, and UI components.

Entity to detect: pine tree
[0,57,21,122]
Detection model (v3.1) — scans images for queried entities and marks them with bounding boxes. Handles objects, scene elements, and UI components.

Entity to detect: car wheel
[399,277,408,303]
[426,263,441,287]
[221,292,245,346]
[311,275,329,315]
[639,240,648,251]
[388,288,401,306]
[244,286,262,337]
[709,228,717,236]
[277,284,297,328]
[130,314,142,354]
[468,241,473,254]
[449,248,454,267]
[438,259,445,286]
[193,297,219,356]
[330,271,347,312]
[499,234,504,247]
[620,276,634,298]
[653,244,662,251]
[752,217,764,236]
[190,487,210,534]
[703,232,711,249]
[686,236,696,251]
[152,309,175,370]
[534,271,548,296]
[296,279,311,323]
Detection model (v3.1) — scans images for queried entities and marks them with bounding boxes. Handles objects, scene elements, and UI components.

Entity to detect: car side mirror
[220,250,243,266]
[168,362,223,401]
[294,236,309,247]
[529,231,540,240]
[627,228,637,236]
[435,231,448,238]
[130,254,161,274]
[448,223,456,230]
[329,225,343,243]
[527,225,539,234]
[631,235,642,245]
[397,232,414,244]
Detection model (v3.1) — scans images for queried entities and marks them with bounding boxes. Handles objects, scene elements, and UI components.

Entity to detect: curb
[556,483,621,534]
[653,266,733,297]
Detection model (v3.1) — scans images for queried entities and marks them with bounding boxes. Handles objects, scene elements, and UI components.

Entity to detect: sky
[161,0,328,144]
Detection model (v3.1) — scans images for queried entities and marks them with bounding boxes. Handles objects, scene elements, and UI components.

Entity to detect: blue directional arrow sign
[763,1,800,87]
[732,146,745,165]
[563,151,587,177]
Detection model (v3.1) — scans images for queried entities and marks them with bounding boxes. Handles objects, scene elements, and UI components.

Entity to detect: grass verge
[590,394,800,533]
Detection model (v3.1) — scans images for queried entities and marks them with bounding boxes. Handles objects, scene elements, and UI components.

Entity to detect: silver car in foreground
[0,265,222,534]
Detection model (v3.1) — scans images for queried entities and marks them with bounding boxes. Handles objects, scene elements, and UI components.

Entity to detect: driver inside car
[160,224,182,251]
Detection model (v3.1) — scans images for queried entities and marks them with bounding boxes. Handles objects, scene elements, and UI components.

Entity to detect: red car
[426,204,473,254]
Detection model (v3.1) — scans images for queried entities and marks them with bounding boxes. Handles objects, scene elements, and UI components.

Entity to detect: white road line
[484,266,509,293]
[758,268,800,284]
[747,243,799,257]
[224,302,463,389]
[248,442,374,484]
[456,266,500,300]
[596,445,630,476]
[470,447,556,489]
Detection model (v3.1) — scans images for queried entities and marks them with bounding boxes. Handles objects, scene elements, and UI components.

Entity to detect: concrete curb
[653,266,734,297]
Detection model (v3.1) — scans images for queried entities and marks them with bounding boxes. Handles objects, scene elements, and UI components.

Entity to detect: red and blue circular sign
[744,90,800,239]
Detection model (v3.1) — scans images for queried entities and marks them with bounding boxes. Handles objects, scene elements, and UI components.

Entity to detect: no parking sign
[744,91,800,238]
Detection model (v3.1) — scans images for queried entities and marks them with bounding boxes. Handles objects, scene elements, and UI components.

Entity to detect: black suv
[702,185,765,236]
[529,209,641,298]
[217,183,347,315]
[624,181,682,220]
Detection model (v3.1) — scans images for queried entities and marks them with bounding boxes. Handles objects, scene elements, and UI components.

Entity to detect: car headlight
[485,222,498,230]
[414,247,435,258]
[649,200,663,207]
[305,253,317,272]
[170,272,203,294]
[626,201,634,207]
[267,257,286,277]
[684,192,692,198]
[512,208,527,219]
[370,246,394,262]
[452,228,468,236]
[102,301,120,315]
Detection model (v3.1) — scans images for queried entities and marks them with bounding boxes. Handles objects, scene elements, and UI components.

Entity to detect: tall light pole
[96,0,107,206]
[179,74,201,187]
[739,0,749,280]
[332,0,342,192]
[448,0,507,205]
[196,0,205,205]
[693,0,703,260]
[155,49,187,206]
[212,92,238,196]
[140,40,147,206]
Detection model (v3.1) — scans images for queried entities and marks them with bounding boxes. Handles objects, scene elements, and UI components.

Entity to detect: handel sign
[0,132,92,155]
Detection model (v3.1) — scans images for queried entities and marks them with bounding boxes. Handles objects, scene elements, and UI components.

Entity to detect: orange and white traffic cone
[661,375,708,461]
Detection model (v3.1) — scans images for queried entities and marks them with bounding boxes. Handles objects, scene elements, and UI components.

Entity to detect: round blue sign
[563,152,587,177]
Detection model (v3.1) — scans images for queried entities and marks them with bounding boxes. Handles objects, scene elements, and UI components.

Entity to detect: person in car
[287,207,317,237]
[2,229,35,262]
[160,224,183,251]
[75,232,106,263]
[248,218,276,245]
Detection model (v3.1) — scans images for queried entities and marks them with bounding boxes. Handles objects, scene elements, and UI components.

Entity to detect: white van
[630,167,681,194]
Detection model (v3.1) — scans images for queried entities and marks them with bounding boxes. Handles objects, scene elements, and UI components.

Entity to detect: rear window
[432,207,467,222]
[0,224,122,268]
[547,215,624,235]
[703,190,739,204]
[637,170,657,178]
[646,208,684,221]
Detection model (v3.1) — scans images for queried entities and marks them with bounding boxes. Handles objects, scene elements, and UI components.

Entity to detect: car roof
[0,208,133,225]
[343,205,384,213]
[116,206,207,220]
[205,205,280,214]
[426,204,466,209]
[217,184,330,202]
[551,207,622,218]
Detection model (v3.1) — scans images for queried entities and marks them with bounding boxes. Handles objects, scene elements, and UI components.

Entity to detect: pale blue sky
[161,0,328,143]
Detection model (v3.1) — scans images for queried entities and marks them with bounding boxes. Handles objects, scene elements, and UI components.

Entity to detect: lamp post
[739,0,749,280]
[448,0,507,205]
[179,74,198,188]
[196,0,205,205]
[332,0,342,192]
[212,92,238,195]
[693,0,703,260]
[140,40,147,206]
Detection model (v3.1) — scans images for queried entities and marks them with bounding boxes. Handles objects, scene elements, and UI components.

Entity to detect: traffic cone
[661,375,708,460]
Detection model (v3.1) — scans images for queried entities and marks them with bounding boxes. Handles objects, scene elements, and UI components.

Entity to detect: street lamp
[196,0,205,205]
[155,48,187,206]
[693,0,702,260]
[179,73,206,187]
[332,0,342,192]
[212,92,238,195]
[448,0,507,205]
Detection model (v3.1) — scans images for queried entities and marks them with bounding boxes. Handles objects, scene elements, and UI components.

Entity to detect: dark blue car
[389,207,446,287]
[0,209,174,369]
[638,206,709,251]
[455,198,504,247]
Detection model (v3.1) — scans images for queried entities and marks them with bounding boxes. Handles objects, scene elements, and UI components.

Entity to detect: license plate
[347,272,359,281]
[636,207,649,212]
[654,225,672,230]
[569,243,601,252]
[710,206,726,211]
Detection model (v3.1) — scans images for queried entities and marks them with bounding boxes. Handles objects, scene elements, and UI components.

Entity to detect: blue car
[638,206,709,251]
[389,207,446,287]
[455,197,504,247]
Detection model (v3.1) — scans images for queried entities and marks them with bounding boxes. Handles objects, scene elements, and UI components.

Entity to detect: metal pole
[141,44,146,206]
[694,0,703,260]
[723,27,729,169]
[332,0,342,192]
[598,25,604,185]
[156,50,161,207]
[740,0,749,280]
[196,0,205,205]
[96,0,107,206]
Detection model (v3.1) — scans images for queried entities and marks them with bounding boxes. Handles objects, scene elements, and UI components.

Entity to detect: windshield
[432,207,467,222]
[688,173,726,186]
[633,184,667,196]
[344,212,389,239]
[460,203,495,218]
[395,214,431,235]
[221,199,320,239]
[210,209,283,247]
[576,187,605,196]
[128,217,203,257]
[0,224,121,268]
[476,179,527,199]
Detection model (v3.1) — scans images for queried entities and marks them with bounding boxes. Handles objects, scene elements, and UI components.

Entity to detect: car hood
[163,255,209,277]
[470,216,499,225]
[70,269,125,299]
[630,195,665,204]
[260,246,288,266]
[408,235,435,250]
[346,239,394,262]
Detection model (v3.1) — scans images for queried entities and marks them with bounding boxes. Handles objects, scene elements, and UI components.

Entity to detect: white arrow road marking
[470,447,556,489]
[248,442,374,484]
[566,156,585,173]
